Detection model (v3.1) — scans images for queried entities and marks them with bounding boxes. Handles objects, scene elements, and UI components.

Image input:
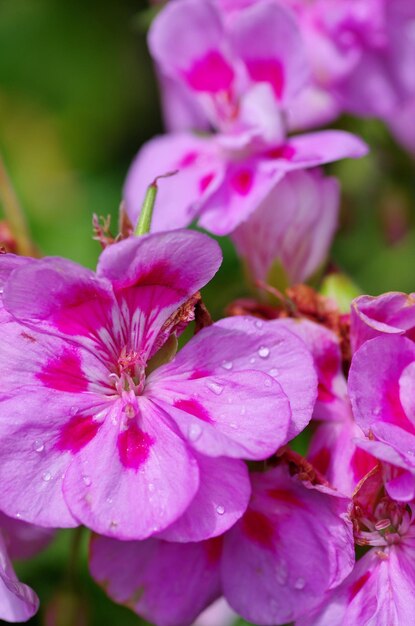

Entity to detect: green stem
[0,154,39,256]
[134,170,178,237]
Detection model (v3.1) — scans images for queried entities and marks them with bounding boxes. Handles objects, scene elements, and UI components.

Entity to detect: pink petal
[351,292,415,353]
[89,535,222,626]
[148,320,295,458]
[0,534,39,623]
[124,133,223,232]
[222,465,354,625]
[149,0,234,94]
[0,513,54,560]
[157,454,250,542]
[229,0,309,103]
[62,400,199,540]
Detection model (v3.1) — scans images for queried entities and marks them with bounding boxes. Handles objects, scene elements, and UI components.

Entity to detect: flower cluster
[1,0,415,624]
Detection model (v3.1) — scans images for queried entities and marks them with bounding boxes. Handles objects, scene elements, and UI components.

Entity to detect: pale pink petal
[351,292,415,353]
[0,534,39,623]
[89,535,222,626]
[222,465,354,625]
[62,399,199,540]
[229,0,309,103]
[157,454,250,542]
[193,598,236,626]
[0,513,54,560]
[124,133,223,232]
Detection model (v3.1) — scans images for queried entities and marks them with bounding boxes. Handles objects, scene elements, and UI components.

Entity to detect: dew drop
[255,320,263,329]
[188,423,202,441]
[207,381,224,395]
[258,346,270,359]
[230,423,238,430]
[264,378,272,387]
[276,559,288,585]
[216,505,225,515]
[294,577,305,590]
[106,497,113,504]
[33,440,44,453]
[373,406,381,416]
[269,368,279,377]
[249,357,256,364]
[148,483,155,493]
[15,513,21,519]
[82,474,92,487]
[110,520,118,529]
[42,472,52,482]
[221,360,233,371]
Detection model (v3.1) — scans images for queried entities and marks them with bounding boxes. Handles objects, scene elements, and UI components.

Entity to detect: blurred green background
[0,0,414,624]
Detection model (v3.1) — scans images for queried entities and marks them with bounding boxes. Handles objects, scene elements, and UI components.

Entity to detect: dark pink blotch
[185,50,234,93]
[231,169,253,196]
[117,423,154,470]
[350,571,371,600]
[199,172,215,193]
[174,398,213,423]
[37,348,88,393]
[242,509,275,549]
[57,415,101,453]
[245,58,285,99]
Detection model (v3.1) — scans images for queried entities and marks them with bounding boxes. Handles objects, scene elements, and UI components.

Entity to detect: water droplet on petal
[207,381,224,395]
[110,520,118,529]
[276,559,288,585]
[264,378,272,387]
[221,360,233,370]
[15,513,21,519]
[258,346,270,359]
[269,368,279,377]
[82,474,92,486]
[188,423,202,441]
[148,483,155,493]
[294,577,305,590]
[216,505,225,515]
[373,406,381,416]
[255,320,263,329]
[42,472,52,482]
[33,440,44,453]
[106,497,113,504]
[230,423,238,429]
[240,406,246,415]
[249,357,256,364]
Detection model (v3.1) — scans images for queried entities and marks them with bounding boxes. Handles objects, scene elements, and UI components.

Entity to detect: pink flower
[0,232,317,541]
[124,0,367,236]
[89,460,354,626]
[0,513,52,622]
[351,292,415,353]
[298,466,415,626]
[231,169,339,286]
[349,335,415,501]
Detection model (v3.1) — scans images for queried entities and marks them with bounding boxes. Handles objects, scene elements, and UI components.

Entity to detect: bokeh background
[0,1,414,624]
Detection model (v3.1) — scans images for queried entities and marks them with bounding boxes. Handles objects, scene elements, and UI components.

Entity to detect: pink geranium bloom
[298,466,415,626]
[90,461,354,626]
[351,292,415,353]
[349,335,415,502]
[0,512,53,622]
[0,232,317,541]
[231,169,339,286]
[279,318,376,494]
[124,0,367,236]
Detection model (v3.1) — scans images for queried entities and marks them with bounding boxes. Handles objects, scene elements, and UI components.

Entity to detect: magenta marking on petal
[349,571,371,600]
[199,172,215,193]
[57,415,101,453]
[267,488,305,508]
[266,144,296,160]
[189,369,211,380]
[204,536,223,566]
[185,50,234,93]
[133,260,181,290]
[117,423,154,470]
[37,348,88,393]
[178,151,199,168]
[231,169,253,196]
[245,58,284,99]
[350,447,377,482]
[52,284,112,336]
[309,447,331,476]
[383,380,414,431]
[242,509,275,549]
[174,398,213,423]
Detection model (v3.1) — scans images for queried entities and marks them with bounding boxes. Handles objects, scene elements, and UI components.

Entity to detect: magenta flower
[349,335,415,502]
[89,461,354,626]
[351,292,415,353]
[298,466,415,626]
[231,169,339,286]
[0,232,317,541]
[124,0,367,236]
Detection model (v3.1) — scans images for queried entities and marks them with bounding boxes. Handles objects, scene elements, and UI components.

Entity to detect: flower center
[353,497,413,547]
[109,348,146,396]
